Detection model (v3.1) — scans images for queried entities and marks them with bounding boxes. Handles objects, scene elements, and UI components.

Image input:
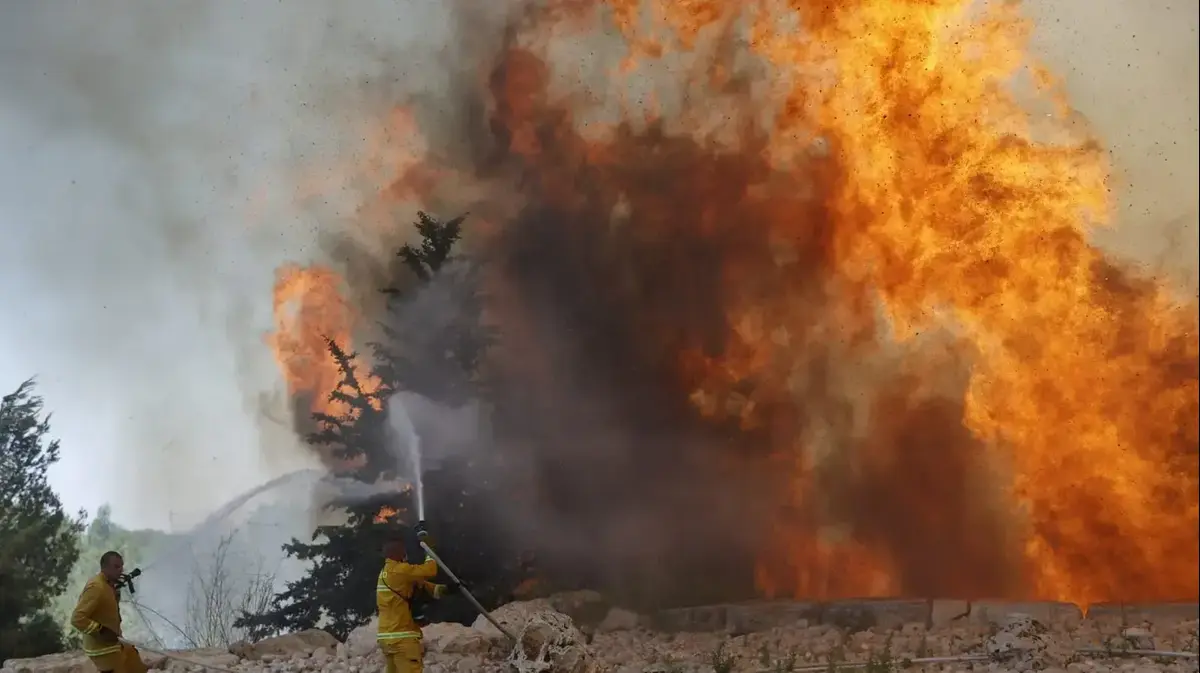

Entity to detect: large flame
[265,0,1198,605]
[265,263,378,423]
[610,0,1198,603]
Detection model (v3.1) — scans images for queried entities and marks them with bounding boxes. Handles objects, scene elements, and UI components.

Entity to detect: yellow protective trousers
[381,639,424,673]
[87,643,147,673]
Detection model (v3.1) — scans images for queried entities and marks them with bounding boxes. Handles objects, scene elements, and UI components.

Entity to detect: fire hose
[118,639,243,673]
[417,531,517,643]
[108,559,1200,670]
[113,554,505,673]
[108,569,244,673]
[106,528,515,671]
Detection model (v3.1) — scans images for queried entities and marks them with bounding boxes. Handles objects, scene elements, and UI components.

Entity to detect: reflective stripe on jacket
[376,555,438,647]
[71,574,124,660]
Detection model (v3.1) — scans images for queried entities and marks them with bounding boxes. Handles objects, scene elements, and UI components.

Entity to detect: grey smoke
[1024,0,1199,284]
[0,0,514,645]
[2,0,1191,535]
[0,0,511,529]
[0,0,1193,632]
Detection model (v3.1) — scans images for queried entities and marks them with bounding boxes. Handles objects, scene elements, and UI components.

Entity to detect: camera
[116,568,142,594]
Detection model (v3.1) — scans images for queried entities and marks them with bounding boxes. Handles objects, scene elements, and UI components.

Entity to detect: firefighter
[377,522,449,673]
[71,551,148,673]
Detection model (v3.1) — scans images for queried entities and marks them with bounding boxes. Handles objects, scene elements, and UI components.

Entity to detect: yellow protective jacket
[376,555,438,650]
[71,573,124,660]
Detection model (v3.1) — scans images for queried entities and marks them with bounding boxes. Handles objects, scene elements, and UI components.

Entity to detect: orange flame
[265,0,1198,605]
[592,0,1198,604]
[266,264,358,417]
[264,262,380,459]
[374,505,400,524]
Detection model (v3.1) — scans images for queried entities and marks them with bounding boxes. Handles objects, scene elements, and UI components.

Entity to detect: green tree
[0,380,84,661]
[237,212,521,639]
[49,505,176,648]
[234,341,394,639]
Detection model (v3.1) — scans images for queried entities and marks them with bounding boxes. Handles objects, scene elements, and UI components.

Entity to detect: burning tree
[237,212,522,639]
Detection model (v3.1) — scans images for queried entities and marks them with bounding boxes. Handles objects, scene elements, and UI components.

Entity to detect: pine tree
[379,213,520,625]
[233,341,401,640]
[0,380,84,661]
[373,212,495,405]
[238,212,521,639]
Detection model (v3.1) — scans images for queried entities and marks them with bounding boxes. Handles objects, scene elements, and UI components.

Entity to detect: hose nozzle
[415,520,429,540]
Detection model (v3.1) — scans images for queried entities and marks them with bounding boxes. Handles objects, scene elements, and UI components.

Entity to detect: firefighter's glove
[429,583,449,599]
[97,625,119,643]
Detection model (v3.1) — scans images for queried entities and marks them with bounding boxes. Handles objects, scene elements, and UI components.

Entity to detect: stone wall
[4,596,1196,673]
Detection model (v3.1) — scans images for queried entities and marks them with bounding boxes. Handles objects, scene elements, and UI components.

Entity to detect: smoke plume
[353,0,1197,606]
[0,0,1195,621]
[0,0,510,528]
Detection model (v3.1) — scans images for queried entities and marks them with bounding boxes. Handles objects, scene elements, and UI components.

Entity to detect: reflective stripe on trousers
[377,631,421,642]
[85,644,123,657]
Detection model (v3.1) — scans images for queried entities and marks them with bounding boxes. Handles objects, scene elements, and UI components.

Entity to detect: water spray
[390,398,427,520]
[141,468,323,573]
[391,397,514,641]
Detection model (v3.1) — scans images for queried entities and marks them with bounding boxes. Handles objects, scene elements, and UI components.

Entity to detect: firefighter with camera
[71,551,148,673]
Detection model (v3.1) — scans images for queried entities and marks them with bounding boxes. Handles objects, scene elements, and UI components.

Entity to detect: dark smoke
[305,0,1195,606]
[323,4,1021,607]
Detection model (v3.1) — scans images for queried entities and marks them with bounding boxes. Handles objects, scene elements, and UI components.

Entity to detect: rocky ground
[5,596,1197,673]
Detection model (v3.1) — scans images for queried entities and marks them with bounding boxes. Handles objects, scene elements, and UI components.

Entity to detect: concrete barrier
[647,599,1199,634]
[1085,602,1200,625]
[650,604,729,633]
[821,599,929,630]
[929,599,970,626]
[725,600,821,634]
[966,600,1083,627]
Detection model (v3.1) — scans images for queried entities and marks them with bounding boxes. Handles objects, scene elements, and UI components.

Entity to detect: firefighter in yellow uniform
[71,551,147,673]
[377,523,447,673]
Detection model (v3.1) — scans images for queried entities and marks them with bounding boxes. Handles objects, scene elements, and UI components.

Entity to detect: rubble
[3,597,1197,673]
[232,630,340,661]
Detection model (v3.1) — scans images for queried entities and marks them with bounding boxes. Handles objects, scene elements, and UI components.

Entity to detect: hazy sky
[0,0,457,530]
[1,1,1196,531]
[1023,0,1198,279]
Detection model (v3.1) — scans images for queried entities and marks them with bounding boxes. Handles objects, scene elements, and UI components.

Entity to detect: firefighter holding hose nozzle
[377,521,452,673]
[71,551,148,673]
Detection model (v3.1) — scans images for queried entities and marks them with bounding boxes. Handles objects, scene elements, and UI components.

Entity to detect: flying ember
[265,0,1199,606]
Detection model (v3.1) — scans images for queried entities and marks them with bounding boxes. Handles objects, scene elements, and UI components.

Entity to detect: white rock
[984,614,1080,673]
[9,600,1200,673]
[471,598,555,639]
[1119,626,1155,650]
[344,617,379,659]
[164,649,240,672]
[449,656,486,672]
[596,607,641,633]
[422,622,494,656]
[241,630,339,661]
[2,651,91,673]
